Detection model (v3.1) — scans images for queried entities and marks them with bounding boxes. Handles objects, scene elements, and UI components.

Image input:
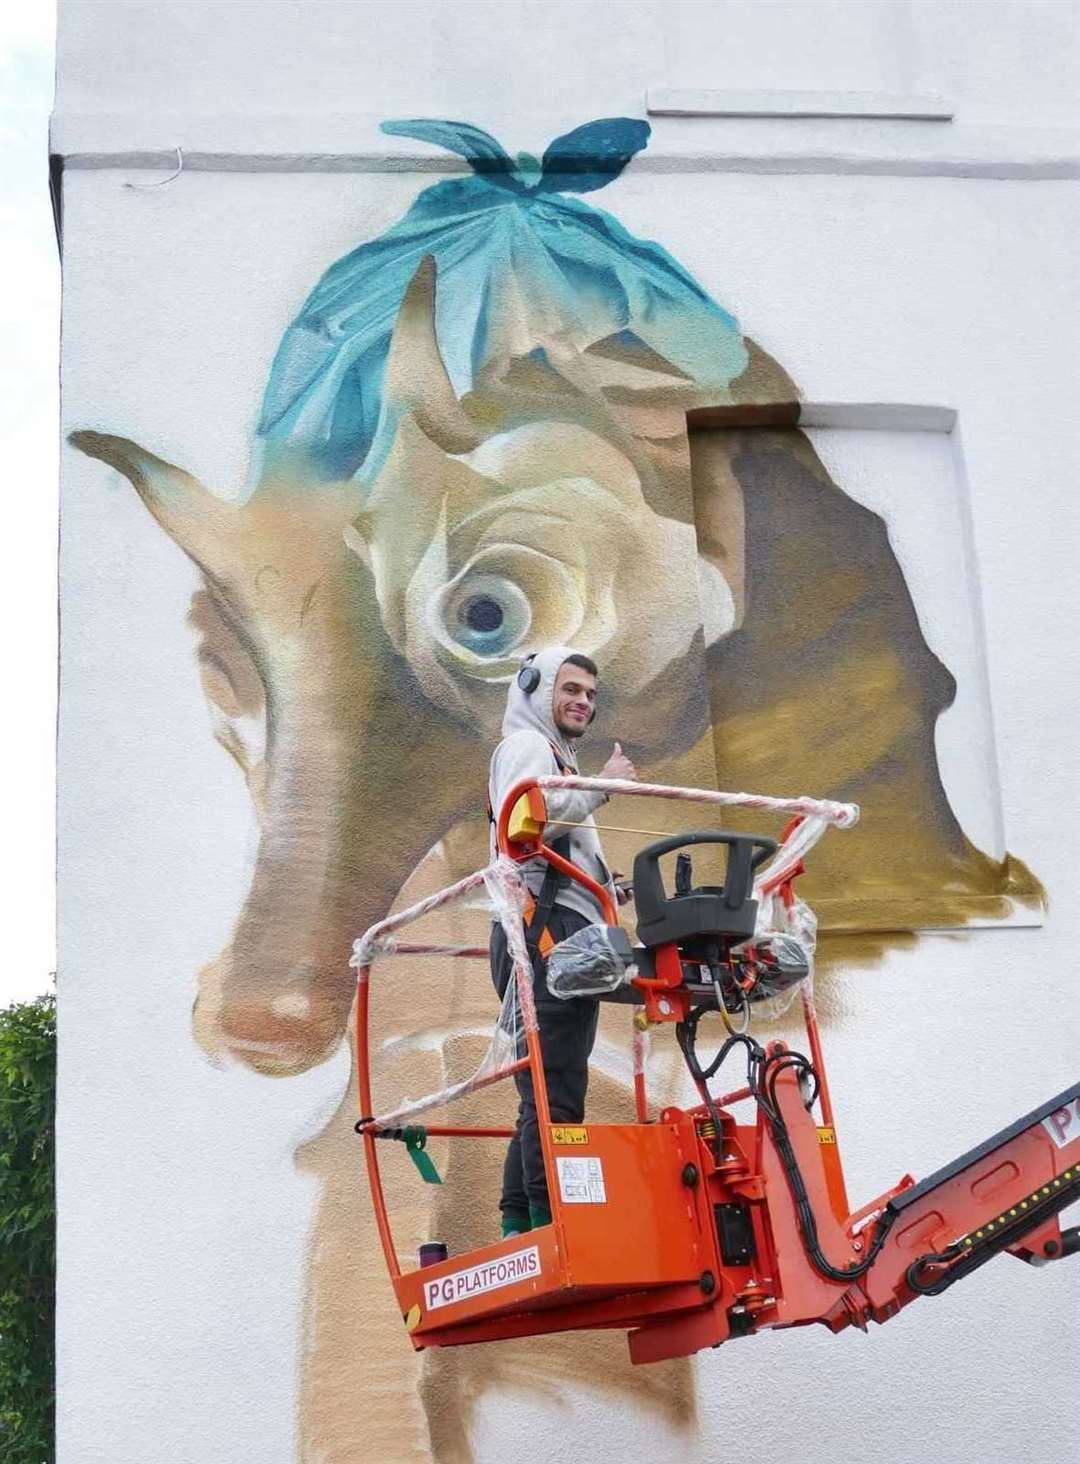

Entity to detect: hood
[501,645,592,768]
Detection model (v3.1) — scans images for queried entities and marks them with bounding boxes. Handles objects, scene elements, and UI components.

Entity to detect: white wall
[55,3,1080,1462]
[52,0,1080,133]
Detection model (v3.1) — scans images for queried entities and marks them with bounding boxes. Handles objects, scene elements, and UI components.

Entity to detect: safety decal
[816,1126,837,1145]
[557,1155,607,1204]
[423,1246,541,1310]
[551,1125,589,1145]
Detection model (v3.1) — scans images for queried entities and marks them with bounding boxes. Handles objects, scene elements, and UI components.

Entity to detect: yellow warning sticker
[551,1126,589,1145]
[817,1126,837,1145]
[404,1304,422,1333]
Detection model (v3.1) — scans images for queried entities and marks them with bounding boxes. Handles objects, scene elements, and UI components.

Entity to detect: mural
[71,117,1041,1460]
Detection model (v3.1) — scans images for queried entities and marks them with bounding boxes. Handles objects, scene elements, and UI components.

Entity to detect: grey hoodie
[488,645,616,923]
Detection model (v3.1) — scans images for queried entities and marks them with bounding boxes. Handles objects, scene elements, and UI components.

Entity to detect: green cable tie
[403,1126,442,1185]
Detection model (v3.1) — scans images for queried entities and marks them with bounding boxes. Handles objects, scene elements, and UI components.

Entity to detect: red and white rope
[537,775,859,827]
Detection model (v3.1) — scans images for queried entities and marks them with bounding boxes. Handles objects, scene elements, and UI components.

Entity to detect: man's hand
[612,873,634,907]
[600,741,636,782]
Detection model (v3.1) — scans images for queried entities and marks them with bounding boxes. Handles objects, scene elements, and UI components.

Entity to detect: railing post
[355,966,401,1280]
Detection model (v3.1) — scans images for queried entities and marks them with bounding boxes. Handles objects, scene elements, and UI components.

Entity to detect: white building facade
[54,3,1079,1461]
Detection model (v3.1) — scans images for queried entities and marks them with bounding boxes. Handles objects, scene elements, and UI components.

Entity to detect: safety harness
[489,740,574,957]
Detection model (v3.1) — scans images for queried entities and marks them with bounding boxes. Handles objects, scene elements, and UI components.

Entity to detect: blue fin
[538,117,651,194]
[380,118,522,184]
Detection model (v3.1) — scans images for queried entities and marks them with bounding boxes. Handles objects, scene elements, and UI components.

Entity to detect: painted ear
[69,430,235,568]
[379,255,482,455]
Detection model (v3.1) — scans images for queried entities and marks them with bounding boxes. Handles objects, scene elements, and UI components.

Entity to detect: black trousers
[490,905,598,1217]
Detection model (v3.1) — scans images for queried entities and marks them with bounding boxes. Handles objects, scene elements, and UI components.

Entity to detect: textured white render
[54,3,1079,1463]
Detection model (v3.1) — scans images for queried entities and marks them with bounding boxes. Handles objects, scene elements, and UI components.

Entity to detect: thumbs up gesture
[600,741,637,782]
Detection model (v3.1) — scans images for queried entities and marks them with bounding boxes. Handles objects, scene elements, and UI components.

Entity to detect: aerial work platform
[352,776,1079,1362]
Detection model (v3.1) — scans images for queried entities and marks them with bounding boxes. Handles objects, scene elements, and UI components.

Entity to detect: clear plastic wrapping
[546,924,637,1000]
[744,814,825,1016]
[350,787,857,1130]
[734,933,812,1000]
[351,856,536,1131]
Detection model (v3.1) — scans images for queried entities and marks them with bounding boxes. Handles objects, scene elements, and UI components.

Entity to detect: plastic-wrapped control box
[546,924,637,1000]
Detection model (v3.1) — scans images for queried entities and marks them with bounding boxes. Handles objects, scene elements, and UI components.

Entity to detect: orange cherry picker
[353,775,1079,1364]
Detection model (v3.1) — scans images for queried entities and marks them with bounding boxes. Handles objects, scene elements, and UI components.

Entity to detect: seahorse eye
[458,594,504,635]
[443,574,532,655]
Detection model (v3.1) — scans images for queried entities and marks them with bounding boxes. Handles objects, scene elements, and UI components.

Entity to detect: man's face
[552,661,597,739]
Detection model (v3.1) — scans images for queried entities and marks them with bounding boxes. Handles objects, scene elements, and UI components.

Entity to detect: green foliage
[0,994,55,1464]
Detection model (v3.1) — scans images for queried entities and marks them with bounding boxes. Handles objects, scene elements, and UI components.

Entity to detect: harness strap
[489,740,576,955]
[523,833,572,956]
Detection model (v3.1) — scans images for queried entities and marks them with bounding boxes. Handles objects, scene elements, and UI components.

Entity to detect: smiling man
[488,646,635,1236]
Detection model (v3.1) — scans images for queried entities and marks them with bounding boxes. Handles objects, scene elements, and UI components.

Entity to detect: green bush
[0,994,55,1464]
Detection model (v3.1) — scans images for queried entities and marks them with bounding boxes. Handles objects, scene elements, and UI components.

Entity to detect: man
[488,645,635,1237]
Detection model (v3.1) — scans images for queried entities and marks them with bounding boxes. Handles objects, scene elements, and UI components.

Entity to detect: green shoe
[501,1212,531,1239]
[528,1202,552,1229]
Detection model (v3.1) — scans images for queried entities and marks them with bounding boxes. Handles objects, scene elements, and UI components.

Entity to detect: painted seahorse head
[71,117,765,1074]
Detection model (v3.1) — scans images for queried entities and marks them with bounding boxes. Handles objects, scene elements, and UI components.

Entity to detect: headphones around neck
[517,654,597,724]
